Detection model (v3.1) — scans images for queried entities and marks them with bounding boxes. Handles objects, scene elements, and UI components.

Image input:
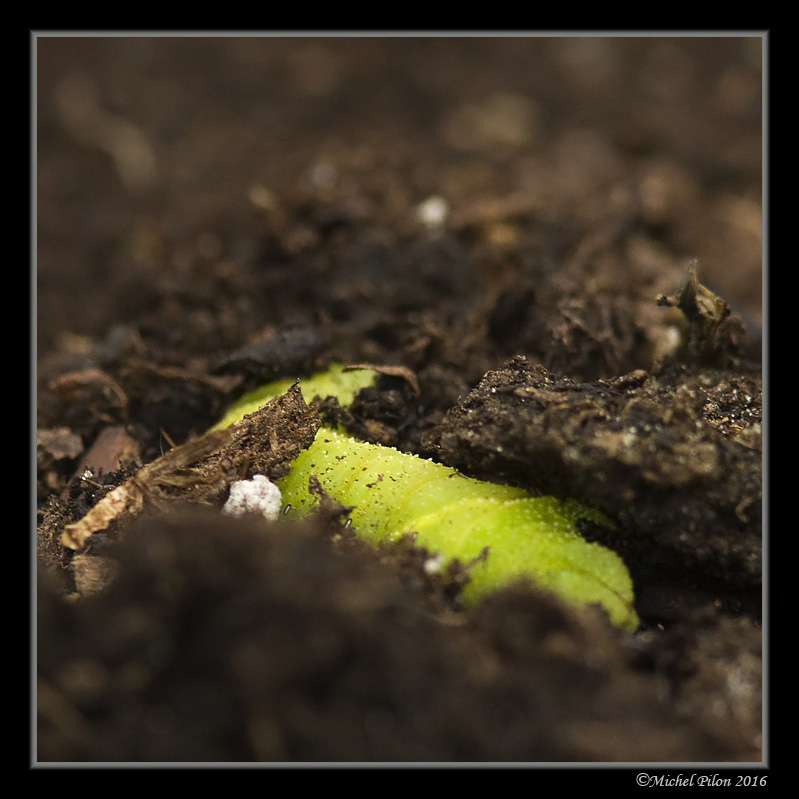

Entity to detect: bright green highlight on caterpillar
[211,362,378,432]
[215,364,639,631]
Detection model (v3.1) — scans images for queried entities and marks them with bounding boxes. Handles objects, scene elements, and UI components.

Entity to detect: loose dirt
[36,35,763,764]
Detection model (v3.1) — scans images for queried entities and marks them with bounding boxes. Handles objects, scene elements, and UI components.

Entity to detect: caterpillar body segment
[211,363,379,432]
[215,364,640,631]
[277,429,639,631]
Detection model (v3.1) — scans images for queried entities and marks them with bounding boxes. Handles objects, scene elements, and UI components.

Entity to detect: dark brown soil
[36,35,763,765]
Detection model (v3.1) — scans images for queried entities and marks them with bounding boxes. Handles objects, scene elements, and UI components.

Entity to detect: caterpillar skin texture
[211,363,377,432]
[217,365,639,631]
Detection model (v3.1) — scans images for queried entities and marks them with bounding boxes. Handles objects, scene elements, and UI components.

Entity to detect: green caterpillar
[211,363,378,432]
[215,364,639,631]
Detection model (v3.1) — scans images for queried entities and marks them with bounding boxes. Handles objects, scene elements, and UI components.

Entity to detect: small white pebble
[423,554,444,575]
[223,475,282,522]
[415,195,449,229]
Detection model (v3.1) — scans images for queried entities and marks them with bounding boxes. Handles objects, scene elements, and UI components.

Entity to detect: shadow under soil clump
[37,511,760,762]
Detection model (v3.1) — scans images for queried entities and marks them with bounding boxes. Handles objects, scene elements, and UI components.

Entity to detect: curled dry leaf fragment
[59,384,320,553]
[60,429,235,551]
[656,259,746,364]
[343,363,421,395]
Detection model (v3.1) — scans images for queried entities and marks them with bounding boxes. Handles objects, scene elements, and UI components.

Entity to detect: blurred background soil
[35,35,764,764]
